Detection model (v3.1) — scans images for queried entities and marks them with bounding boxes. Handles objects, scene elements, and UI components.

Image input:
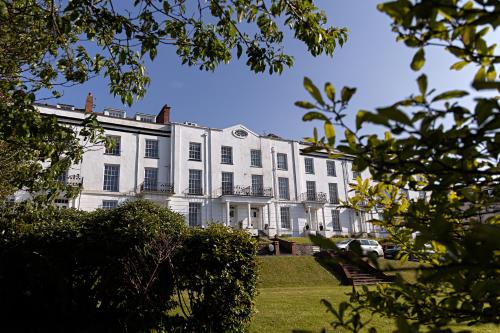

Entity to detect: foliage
[295,0,500,332]
[174,224,258,333]
[0,200,187,332]
[0,0,347,200]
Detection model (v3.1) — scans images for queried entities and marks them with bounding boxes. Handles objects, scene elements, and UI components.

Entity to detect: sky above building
[47,1,482,141]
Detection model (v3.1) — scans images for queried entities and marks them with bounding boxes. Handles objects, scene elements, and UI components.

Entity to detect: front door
[230,206,237,228]
[251,208,259,228]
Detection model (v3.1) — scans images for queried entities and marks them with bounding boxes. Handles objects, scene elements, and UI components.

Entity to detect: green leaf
[303,112,330,122]
[325,83,336,102]
[303,77,324,106]
[295,101,316,109]
[410,48,425,71]
[450,60,469,71]
[377,106,412,126]
[341,87,357,104]
[324,122,335,146]
[431,90,469,102]
[472,81,500,91]
[417,74,427,95]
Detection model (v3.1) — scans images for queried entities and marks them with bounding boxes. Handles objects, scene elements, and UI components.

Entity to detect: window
[102,200,118,210]
[54,199,69,209]
[280,207,291,229]
[105,135,121,155]
[138,114,155,122]
[221,146,233,164]
[306,181,316,201]
[252,175,264,195]
[222,172,234,195]
[304,158,314,174]
[331,210,340,231]
[56,171,68,184]
[144,168,158,191]
[188,169,202,195]
[329,183,339,204]
[103,164,120,192]
[327,160,336,176]
[250,149,262,167]
[189,142,202,161]
[277,153,288,170]
[145,139,159,158]
[278,177,290,200]
[188,202,202,227]
[352,165,360,180]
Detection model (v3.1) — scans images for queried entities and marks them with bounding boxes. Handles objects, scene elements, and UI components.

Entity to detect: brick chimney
[85,92,93,113]
[156,104,171,124]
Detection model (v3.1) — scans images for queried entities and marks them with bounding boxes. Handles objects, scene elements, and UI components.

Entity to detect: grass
[250,256,497,333]
[280,236,347,249]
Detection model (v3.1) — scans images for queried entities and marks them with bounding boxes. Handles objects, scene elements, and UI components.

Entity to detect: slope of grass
[257,256,340,288]
[251,256,497,333]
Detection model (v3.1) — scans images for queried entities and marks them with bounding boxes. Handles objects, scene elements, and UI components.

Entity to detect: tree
[0,0,347,202]
[295,0,499,332]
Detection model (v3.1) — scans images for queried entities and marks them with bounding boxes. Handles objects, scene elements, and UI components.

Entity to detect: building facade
[19,100,390,237]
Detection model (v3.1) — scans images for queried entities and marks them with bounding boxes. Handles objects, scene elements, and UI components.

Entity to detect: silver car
[336,239,384,257]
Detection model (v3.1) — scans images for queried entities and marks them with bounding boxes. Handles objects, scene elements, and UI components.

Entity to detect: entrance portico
[220,194,273,234]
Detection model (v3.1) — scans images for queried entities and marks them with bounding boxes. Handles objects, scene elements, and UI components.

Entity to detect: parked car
[383,245,401,259]
[336,239,384,257]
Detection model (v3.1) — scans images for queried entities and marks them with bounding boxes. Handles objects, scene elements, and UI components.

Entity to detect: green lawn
[250,256,497,333]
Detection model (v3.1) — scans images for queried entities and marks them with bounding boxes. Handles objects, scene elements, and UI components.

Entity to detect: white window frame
[144,167,158,191]
[327,160,336,177]
[280,207,291,229]
[188,169,202,195]
[306,181,316,201]
[222,172,234,195]
[277,153,288,170]
[329,183,339,204]
[250,149,262,167]
[221,146,233,164]
[188,202,202,227]
[105,135,121,156]
[331,209,341,231]
[304,158,314,174]
[189,142,202,161]
[102,200,118,210]
[145,139,159,158]
[103,164,120,192]
[278,177,290,200]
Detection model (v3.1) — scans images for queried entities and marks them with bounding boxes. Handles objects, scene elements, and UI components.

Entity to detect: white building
[25,96,388,237]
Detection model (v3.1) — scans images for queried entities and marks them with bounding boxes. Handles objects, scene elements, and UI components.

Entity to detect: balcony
[139,182,174,195]
[299,192,327,203]
[219,185,273,198]
[58,174,83,188]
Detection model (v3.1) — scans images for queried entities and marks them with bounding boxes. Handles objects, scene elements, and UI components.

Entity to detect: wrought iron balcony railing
[57,174,83,187]
[219,185,273,198]
[139,182,174,195]
[299,192,328,203]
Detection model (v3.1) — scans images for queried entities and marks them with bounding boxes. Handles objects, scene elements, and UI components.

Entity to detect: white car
[336,239,384,257]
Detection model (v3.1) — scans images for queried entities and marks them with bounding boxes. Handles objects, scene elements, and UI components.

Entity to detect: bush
[0,202,258,333]
[0,200,186,332]
[175,224,258,333]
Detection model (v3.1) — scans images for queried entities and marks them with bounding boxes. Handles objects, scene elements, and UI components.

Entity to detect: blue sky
[49,1,481,141]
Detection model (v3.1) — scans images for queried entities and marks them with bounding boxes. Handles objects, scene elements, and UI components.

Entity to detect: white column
[322,207,326,230]
[267,204,271,230]
[226,201,230,227]
[307,206,311,230]
[315,210,319,231]
[247,203,251,229]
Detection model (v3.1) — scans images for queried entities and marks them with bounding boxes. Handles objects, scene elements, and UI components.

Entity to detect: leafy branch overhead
[296,1,499,332]
[0,0,348,201]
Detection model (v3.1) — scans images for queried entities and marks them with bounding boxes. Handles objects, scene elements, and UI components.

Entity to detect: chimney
[85,92,93,113]
[156,104,171,124]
